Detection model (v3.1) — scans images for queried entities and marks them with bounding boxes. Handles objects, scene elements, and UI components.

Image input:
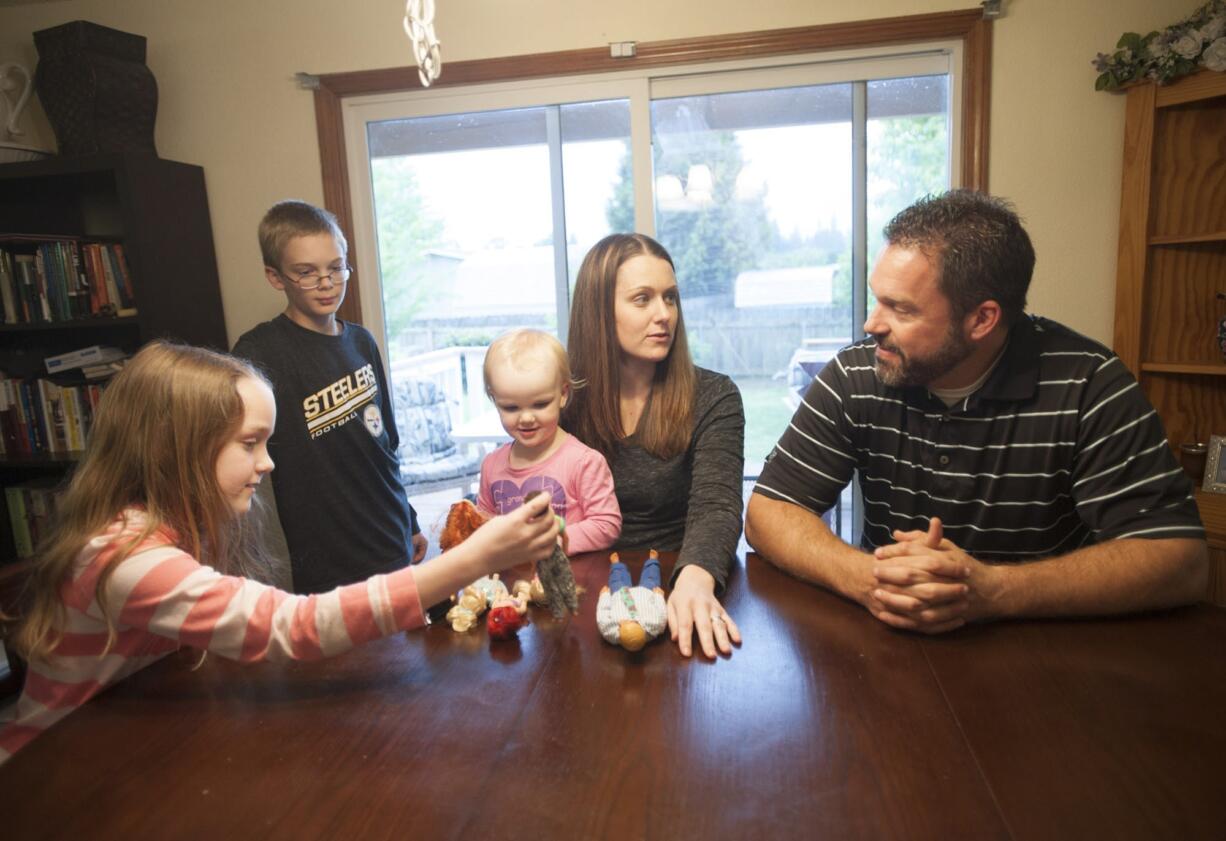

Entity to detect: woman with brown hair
[563,233,745,659]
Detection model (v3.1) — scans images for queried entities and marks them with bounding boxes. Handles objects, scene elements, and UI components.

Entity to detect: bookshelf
[1112,70,1226,606]
[0,152,228,574]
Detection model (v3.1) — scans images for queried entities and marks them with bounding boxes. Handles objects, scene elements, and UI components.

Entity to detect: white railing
[388,345,488,426]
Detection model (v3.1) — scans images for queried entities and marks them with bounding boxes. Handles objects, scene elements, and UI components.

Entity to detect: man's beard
[873,324,974,388]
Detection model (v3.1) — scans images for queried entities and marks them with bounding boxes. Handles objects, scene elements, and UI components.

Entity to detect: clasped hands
[866,517,999,634]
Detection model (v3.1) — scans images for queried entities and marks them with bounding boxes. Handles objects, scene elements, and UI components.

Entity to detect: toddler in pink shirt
[478,330,621,553]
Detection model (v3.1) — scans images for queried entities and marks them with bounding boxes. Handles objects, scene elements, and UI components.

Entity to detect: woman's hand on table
[667,564,741,658]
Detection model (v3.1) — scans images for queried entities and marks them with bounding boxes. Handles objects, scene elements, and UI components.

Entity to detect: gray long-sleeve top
[608,367,745,592]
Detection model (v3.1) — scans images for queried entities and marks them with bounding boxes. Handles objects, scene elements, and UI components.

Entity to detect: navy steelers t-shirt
[234,315,417,593]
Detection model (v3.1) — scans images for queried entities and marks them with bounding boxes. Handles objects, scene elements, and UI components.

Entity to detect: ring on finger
[710,613,726,625]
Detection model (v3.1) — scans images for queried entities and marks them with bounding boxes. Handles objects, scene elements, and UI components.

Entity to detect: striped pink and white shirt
[0,510,424,763]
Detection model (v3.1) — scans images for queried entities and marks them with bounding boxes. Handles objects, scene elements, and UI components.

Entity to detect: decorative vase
[0,61,51,163]
[33,20,158,157]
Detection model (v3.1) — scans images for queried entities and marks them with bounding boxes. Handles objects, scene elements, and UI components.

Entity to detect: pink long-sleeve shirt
[0,510,425,763]
[478,433,621,554]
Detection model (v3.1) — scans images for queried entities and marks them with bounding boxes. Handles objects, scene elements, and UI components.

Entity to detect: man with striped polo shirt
[746,191,1207,634]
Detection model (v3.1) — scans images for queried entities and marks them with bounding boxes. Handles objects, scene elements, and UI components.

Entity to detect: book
[0,249,14,324]
[44,345,126,375]
[5,485,32,558]
[13,255,38,323]
[82,243,102,313]
[0,380,14,457]
[111,243,136,308]
[60,385,82,451]
[98,246,122,314]
[17,380,44,454]
[6,378,30,457]
[80,359,127,380]
[5,477,64,557]
[67,241,89,319]
[36,379,67,454]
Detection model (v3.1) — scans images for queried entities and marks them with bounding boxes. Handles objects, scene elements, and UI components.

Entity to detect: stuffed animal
[438,498,487,551]
[486,593,529,639]
[522,490,580,619]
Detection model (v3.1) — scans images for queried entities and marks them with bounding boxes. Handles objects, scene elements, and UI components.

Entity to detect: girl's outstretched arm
[98,495,558,662]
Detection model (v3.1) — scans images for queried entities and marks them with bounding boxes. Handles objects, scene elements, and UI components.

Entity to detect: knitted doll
[522,490,580,619]
[596,550,667,652]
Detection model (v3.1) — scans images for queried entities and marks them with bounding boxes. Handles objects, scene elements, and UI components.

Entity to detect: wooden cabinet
[0,153,227,607]
[1113,70,1226,604]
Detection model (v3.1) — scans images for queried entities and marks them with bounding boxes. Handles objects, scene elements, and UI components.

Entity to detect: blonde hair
[562,233,695,460]
[258,200,348,269]
[483,329,578,399]
[11,341,272,662]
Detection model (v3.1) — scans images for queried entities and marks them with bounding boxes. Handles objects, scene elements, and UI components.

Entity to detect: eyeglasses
[278,266,351,291]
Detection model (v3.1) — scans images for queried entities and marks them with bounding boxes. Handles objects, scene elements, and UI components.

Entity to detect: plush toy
[438,495,579,630]
[596,550,667,652]
[522,490,580,619]
[439,498,487,551]
[438,502,500,632]
[486,593,529,639]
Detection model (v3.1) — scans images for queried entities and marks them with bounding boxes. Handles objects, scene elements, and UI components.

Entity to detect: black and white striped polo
[754,316,1205,561]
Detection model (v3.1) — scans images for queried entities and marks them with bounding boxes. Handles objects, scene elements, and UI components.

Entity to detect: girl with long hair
[563,233,745,659]
[0,341,557,762]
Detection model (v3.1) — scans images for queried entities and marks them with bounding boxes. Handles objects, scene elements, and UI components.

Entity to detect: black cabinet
[0,153,227,578]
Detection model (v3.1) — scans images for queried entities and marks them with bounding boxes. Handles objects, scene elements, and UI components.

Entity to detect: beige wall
[0,0,1196,346]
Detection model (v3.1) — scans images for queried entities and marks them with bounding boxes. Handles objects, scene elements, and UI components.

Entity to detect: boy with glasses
[233,200,427,593]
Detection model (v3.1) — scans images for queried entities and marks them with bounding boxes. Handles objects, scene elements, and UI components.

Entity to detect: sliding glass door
[346,50,955,539]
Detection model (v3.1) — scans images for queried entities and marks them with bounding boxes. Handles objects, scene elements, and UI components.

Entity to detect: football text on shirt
[303,364,378,438]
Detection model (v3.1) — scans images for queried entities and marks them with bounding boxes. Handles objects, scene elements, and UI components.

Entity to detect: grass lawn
[737,376,796,467]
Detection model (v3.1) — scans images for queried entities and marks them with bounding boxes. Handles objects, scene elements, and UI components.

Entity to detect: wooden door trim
[311,8,993,323]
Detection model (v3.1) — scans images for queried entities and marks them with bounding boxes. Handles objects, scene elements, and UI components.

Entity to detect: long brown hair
[12,341,271,661]
[563,233,695,459]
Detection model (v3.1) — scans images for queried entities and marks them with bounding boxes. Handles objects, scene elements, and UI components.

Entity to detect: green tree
[370,157,445,342]
[605,132,774,298]
[867,113,949,256]
[831,113,949,308]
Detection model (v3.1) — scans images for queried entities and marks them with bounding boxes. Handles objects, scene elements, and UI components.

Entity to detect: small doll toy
[445,584,488,632]
[470,573,509,607]
[511,577,548,607]
[523,490,580,619]
[439,500,512,633]
[510,575,551,609]
[486,593,529,640]
[596,550,667,652]
[438,498,487,551]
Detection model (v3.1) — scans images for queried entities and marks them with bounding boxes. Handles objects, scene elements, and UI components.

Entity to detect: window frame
[309,7,993,325]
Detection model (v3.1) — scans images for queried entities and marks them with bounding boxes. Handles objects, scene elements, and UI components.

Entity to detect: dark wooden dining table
[1,549,1223,840]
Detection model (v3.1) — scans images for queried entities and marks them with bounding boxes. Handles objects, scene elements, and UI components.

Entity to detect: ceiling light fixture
[404,0,442,87]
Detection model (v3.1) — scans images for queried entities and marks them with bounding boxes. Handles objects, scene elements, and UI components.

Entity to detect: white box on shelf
[43,344,126,374]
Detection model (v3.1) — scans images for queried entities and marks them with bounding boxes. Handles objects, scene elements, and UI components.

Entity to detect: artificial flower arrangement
[1093,0,1226,90]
